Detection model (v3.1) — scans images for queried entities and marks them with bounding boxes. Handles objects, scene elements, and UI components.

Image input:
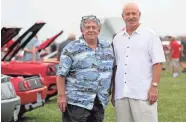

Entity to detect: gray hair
[80,15,102,31]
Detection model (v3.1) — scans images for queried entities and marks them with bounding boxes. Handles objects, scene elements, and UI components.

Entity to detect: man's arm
[24,48,33,53]
[148,34,165,104]
[152,63,162,84]
[57,75,67,112]
[148,63,162,104]
[32,47,37,61]
[57,76,66,96]
[56,44,73,112]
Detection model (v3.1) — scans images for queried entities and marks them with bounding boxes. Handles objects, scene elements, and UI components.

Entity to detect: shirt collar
[123,23,142,36]
[79,36,109,48]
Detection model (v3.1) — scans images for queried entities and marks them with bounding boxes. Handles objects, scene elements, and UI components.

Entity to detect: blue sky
[1,0,186,42]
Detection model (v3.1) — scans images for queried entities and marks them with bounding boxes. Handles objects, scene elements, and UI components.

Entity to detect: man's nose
[129,14,134,18]
[88,27,94,31]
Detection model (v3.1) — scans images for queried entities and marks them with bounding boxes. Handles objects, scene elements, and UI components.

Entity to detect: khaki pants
[115,98,158,122]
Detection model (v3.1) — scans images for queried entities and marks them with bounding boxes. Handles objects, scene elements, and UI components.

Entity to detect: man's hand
[57,95,67,112]
[148,86,158,105]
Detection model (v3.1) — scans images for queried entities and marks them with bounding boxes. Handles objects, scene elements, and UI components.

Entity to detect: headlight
[8,82,16,97]
[1,82,17,100]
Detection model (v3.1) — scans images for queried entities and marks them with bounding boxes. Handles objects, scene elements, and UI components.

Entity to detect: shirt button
[126,56,128,57]
[128,37,130,39]
[127,46,129,48]
[125,73,127,74]
[125,64,127,66]
[125,82,127,83]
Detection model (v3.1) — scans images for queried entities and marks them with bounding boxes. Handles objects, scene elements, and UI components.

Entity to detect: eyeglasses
[81,15,100,22]
[82,15,96,20]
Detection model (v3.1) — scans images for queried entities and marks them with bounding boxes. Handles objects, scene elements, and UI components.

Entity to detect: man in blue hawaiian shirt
[56,15,114,122]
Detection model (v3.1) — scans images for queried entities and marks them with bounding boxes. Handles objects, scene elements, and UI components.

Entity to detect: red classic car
[9,74,47,119]
[1,22,62,101]
[1,24,48,119]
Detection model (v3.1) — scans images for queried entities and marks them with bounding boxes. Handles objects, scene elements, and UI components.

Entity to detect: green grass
[22,71,186,122]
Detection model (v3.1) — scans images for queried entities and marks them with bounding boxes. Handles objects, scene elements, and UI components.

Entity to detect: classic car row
[1,22,62,121]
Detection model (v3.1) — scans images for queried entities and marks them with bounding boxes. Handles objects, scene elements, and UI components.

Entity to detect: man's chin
[88,36,96,39]
[127,23,137,27]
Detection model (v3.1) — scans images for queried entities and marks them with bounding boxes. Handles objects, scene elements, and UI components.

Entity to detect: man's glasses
[81,15,100,22]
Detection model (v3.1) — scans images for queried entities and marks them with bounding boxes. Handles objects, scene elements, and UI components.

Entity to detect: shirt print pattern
[56,37,114,110]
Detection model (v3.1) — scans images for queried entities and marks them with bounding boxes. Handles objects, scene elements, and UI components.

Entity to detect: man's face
[82,20,100,40]
[122,7,141,28]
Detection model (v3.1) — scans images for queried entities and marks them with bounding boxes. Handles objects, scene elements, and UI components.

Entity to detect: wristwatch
[152,82,158,87]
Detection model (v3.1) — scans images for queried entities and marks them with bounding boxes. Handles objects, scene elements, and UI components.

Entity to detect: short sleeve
[149,34,166,64]
[56,45,73,77]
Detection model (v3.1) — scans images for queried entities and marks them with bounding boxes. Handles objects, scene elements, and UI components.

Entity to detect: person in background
[169,36,181,77]
[57,33,76,60]
[23,35,40,61]
[180,36,186,73]
[50,43,57,53]
[111,2,165,122]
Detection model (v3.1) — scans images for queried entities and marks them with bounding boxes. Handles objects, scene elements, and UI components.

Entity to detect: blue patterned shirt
[56,37,114,110]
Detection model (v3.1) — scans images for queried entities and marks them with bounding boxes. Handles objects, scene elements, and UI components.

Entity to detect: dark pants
[62,96,104,122]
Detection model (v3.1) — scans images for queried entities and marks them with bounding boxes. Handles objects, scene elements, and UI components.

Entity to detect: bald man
[111,2,165,122]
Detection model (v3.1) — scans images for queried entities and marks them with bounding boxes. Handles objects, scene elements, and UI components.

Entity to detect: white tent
[99,17,125,42]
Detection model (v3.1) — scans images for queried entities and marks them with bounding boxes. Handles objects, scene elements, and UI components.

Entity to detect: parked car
[43,50,58,63]
[1,74,21,122]
[43,50,58,59]
[9,74,47,118]
[1,22,62,101]
[1,23,48,119]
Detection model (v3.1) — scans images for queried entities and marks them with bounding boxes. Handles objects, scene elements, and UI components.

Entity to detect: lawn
[21,71,186,122]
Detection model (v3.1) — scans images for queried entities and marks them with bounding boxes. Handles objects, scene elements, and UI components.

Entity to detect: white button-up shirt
[113,25,165,100]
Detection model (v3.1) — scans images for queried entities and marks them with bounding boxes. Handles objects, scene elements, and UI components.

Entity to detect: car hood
[2,22,45,61]
[38,31,63,52]
[1,27,21,47]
